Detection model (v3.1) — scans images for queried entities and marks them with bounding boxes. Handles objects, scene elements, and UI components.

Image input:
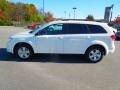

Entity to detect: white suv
[7,21,116,63]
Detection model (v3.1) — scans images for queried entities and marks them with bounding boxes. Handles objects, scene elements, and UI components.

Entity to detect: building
[104,5,114,23]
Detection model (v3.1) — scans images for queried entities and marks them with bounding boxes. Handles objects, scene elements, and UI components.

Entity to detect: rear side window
[87,25,107,34]
[67,24,89,34]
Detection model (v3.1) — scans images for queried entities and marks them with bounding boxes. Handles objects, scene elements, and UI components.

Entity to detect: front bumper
[6,40,15,54]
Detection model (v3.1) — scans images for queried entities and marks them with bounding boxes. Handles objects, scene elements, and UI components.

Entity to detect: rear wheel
[15,45,33,60]
[86,47,104,63]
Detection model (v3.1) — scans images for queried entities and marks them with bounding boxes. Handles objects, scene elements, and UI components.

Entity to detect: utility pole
[69,13,71,19]
[73,7,77,19]
[64,11,66,19]
[43,0,45,16]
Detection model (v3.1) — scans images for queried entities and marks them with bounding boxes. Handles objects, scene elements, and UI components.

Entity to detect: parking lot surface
[0,26,120,90]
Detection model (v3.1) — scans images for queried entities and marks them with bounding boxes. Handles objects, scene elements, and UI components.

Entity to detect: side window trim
[84,24,91,34]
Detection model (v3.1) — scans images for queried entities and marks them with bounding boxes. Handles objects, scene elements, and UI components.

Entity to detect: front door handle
[87,36,90,39]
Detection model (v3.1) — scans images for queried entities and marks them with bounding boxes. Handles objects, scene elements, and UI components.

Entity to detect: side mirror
[35,30,46,36]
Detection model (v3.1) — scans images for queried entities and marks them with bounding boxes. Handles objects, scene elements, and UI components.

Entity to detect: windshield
[29,23,48,34]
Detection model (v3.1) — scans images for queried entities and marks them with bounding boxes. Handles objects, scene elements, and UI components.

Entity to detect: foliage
[86,15,95,21]
[45,12,55,22]
[0,0,54,26]
[0,16,13,26]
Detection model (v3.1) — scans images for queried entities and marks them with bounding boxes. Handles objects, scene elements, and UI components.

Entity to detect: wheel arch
[85,44,107,55]
[13,42,34,54]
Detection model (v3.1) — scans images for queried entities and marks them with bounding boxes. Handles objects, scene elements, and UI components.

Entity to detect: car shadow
[0,48,92,64]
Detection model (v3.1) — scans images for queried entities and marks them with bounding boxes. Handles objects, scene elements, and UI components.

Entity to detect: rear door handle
[58,37,63,39]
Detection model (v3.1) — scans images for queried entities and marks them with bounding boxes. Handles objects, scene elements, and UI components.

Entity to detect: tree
[86,15,95,21]
[24,4,38,21]
[45,12,54,22]
[0,0,54,25]
[10,3,26,21]
[0,0,10,18]
[0,0,13,25]
[0,9,3,16]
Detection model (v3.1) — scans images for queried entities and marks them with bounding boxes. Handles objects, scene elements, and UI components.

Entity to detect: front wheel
[15,45,33,60]
[86,47,104,63]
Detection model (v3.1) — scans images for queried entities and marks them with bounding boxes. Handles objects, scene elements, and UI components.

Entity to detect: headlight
[9,37,13,40]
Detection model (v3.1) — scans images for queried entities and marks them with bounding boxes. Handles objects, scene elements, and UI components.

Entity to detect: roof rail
[61,19,85,21]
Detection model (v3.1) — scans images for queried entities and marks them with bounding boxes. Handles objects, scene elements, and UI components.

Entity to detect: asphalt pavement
[0,26,120,90]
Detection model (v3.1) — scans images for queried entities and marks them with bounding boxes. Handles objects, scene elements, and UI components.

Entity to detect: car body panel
[7,21,115,56]
[34,35,63,53]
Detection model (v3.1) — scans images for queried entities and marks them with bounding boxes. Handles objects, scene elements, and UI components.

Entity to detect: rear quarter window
[87,25,107,34]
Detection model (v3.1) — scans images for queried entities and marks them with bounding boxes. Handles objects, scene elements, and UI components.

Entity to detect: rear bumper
[108,44,115,54]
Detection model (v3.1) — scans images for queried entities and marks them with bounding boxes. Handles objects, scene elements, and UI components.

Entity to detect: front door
[35,23,64,54]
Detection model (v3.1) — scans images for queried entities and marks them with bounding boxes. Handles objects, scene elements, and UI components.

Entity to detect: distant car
[7,21,116,63]
[116,31,120,39]
[113,26,120,40]
[117,27,120,31]
[27,23,41,30]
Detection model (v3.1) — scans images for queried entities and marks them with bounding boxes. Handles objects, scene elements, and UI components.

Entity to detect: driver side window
[36,24,64,35]
[46,24,63,35]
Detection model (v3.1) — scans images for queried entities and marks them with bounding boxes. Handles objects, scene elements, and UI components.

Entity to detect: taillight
[111,34,116,41]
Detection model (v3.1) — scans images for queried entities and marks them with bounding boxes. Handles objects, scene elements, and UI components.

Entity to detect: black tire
[15,45,33,60]
[85,47,104,63]
[116,37,120,40]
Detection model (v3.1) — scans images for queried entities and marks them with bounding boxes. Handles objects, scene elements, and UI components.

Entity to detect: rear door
[63,24,90,54]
